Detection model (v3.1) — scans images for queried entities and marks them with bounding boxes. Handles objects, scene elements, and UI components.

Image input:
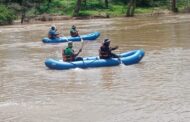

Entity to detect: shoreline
[13,11,172,25]
[13,14,111,25]
[3,10,189,26]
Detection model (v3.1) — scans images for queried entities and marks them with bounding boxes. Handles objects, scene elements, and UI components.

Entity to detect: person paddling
[62,41,82,62]
[48,25,59,39]
[70,25,79,37]
[99,39,119,59]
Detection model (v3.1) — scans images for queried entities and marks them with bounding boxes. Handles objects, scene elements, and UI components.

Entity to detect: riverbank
[13,9,174,25]
[1,0,190,26]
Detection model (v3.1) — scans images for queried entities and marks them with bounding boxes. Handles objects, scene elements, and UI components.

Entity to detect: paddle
[80,36,84,49]
[76,35,84,56]
[62,26,69,42]
[117,53,122,63]
[115,47,122,63]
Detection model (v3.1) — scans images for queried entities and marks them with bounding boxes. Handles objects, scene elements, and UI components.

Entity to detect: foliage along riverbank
[0,0,190,25]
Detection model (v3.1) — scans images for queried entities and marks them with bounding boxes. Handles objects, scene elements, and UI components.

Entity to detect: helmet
[103,39,110,46]
[72,25,76,29]
[51,25,56,30]
[68,41,73,48]
[103,38,110,43]
[103,38,110,44]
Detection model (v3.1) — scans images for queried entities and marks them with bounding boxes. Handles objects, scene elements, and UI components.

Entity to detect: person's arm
[110,46,119,50]
[76,30,79,35]
[62,49,66,61]
[74,49,82,57]
[55,32,60,37]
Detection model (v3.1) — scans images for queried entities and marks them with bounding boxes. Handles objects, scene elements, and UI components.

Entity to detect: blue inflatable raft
[45,49,145,70]
[42,32,100,43]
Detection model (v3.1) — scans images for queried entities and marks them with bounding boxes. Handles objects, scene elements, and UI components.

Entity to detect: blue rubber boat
[45,49,145,70]
[42,32,100,43]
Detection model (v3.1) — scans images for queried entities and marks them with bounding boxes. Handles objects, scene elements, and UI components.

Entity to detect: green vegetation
[135,7,153,14]
[0,5,16,25]
[37,0,75,15]
[0,0,190,25]
[78,4,126,17]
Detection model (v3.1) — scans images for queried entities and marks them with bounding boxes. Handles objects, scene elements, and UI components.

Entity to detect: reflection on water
[0,14,190,122]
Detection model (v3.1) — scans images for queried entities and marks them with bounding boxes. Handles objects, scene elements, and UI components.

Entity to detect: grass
[135,7,154,14]
[28,0,182,17]
[78,5,126,17]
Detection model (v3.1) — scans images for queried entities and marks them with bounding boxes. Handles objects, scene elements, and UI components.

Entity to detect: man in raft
[48,25,59,39]
[99,39,119,59]
[70,25,79,37]
[62,41,82,62]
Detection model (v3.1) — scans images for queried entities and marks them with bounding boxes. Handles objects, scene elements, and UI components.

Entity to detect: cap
[51,25,56,30]
[103,38,110,43]
[72,25,76,29]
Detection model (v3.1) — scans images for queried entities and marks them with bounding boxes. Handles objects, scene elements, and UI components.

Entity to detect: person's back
[48,30,56,38]
[48,25,59,39]
[63,42,75,61]
[70,25,79,37]
[63,47,75,61]
[62,41,82,62]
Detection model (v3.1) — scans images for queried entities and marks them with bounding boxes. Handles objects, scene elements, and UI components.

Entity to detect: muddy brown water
[0,14,190,122]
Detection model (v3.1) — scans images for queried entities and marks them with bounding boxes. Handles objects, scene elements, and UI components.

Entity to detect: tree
[19,0,39,23]
[105,0,109,8]
[73,0,82,16]
[126,0,136,17]
[83,0,87,8]
[171,0,178,12]
[0,5,16,25]
[47,0,52,9]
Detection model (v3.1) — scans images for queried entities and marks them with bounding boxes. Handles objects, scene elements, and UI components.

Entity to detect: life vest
[70,29,79,37]
[63,47,75,61]
[99,46,111,59]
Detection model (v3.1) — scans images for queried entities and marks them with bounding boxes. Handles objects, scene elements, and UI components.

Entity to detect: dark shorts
[75,57,83,61]
[100,53,119,59]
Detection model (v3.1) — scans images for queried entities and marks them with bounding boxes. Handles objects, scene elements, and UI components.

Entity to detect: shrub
[0,5,16,25]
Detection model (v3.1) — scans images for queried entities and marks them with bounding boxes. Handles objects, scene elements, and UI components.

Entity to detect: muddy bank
[10,8,190,25]
[13,14,110,25]
[13,9,171,25]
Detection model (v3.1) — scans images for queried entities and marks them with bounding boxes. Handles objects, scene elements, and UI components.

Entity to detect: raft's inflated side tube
[45,49,145,70]
[42,32,100,43]
[120,49,145,65]
[45,58,120,70]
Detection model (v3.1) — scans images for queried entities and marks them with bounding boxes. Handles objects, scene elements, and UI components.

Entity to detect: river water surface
[0,14,190,122]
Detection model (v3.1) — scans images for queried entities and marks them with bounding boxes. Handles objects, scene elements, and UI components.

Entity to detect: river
[0,14,190,122]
